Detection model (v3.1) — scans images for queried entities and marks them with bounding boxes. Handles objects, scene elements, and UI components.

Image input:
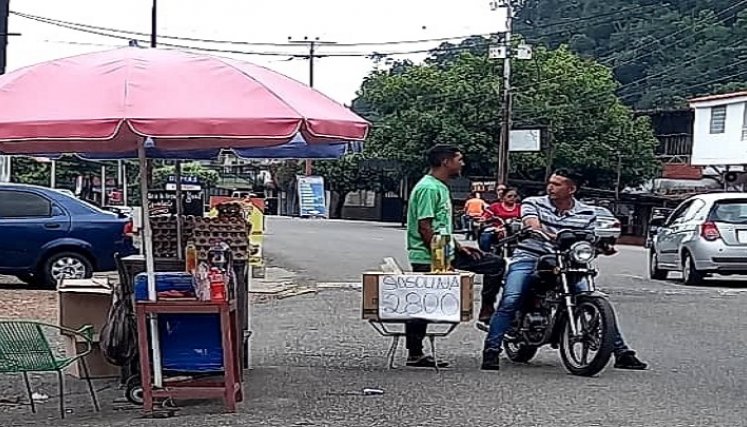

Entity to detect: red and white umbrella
[0,47,369,389]
[0,47,369,154]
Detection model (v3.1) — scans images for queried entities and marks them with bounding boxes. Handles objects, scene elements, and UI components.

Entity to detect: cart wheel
[125,376,144,406]
[161,397,177,409]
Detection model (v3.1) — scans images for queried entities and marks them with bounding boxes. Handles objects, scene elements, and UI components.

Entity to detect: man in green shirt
[405,144,504,368]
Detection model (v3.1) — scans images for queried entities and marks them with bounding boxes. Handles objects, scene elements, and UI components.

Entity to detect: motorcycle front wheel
[559,295,616,377]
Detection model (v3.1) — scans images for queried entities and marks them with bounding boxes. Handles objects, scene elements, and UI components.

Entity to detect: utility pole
[288,36,336,175]
[0,0,21,183]
[495,0,512,186]
[150,0,157,47]
[0,0,9,75]
[488,1,532,186]
[142,0,157,190]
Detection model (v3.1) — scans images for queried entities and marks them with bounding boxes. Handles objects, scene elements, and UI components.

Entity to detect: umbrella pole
[138,141,164,388]
[100,165,106,206]
[122,162,128,206]
[175,161,183,260]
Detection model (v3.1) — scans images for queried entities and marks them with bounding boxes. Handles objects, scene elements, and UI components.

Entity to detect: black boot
[481,349,500,371]
[614,352,648,370]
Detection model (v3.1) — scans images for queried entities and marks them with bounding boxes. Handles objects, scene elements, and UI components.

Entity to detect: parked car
[0,184,136,288]
[54,188,76,198]
[593,206,621,245]
[649,193,747,285]
[103,205,134,217]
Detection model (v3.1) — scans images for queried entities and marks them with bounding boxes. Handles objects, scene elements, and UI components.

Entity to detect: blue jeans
[484,256,632,356]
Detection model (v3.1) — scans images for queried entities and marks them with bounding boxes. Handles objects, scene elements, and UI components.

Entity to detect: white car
[593,206,621,241]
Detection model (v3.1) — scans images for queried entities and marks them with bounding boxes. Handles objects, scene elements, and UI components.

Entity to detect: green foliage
[11,156,109,189]
[513,0,747,109]
[352,45,659,189]
[315,152,399,196]
[269,161,303,192]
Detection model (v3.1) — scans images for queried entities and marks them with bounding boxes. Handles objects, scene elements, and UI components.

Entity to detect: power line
[617,42,747,97]
[354,59,747,126]
[11,11,462,57]
[15,5,747,111]
[287,36,336,176]
[513,0,747,95]
[8,12,490,58]
[601,0,747,68]
[13,4,745,62]
[521,5,652,29]
[9,7,651,49]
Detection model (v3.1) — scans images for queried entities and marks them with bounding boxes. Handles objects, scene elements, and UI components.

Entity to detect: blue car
[0,184,136,288]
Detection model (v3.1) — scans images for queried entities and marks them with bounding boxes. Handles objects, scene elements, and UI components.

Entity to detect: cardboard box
[62,335,120,379]
[361,272,474,322]
[57,278,113,337]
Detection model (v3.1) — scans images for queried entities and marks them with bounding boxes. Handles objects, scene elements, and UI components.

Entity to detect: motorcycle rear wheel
[559,296,615,377]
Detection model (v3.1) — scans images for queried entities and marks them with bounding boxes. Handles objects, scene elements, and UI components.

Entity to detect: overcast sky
[7,0,506,104]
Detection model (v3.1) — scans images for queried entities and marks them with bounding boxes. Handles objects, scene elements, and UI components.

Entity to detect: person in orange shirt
[463,192,487,240]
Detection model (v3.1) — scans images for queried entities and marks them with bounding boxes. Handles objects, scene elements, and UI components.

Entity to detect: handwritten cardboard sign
[377,274,461,322]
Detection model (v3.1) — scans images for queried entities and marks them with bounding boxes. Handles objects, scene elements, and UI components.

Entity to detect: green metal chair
[0,321,100,418]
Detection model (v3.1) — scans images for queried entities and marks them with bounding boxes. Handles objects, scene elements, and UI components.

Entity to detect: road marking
[614,273,646,280]
[628,276,747,296]
[316,282,362,290]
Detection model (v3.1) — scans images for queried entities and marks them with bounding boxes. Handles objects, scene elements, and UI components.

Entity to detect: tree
[269,161,302,194]
[11,156,114,189]
[512,1,747,109]
[315,153,399,218]
[352,45,660,190]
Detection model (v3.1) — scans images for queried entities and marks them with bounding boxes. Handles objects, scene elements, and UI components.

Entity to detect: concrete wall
[691,96,747,165]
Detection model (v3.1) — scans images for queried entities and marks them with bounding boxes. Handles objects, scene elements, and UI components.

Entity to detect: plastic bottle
[185,240,197,273]
[431,228,454,273]
[430,229,446,273]
[208,267,226,302]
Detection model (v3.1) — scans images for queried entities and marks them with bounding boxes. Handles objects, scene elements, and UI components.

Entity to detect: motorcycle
[499,228,618,377]
[463,215,482,241]
[477,215,522,257]
[645,208,673,249]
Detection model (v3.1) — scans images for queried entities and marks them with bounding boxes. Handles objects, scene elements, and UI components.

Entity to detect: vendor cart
[0,46,369,415]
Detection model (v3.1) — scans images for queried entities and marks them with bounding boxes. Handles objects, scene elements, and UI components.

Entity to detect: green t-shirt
[407,174,453,264]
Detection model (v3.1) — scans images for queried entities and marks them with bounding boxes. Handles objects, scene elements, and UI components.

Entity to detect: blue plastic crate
[159,313,224,373]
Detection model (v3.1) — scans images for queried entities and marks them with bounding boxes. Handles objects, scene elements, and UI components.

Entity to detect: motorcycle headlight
[569,241,595,263]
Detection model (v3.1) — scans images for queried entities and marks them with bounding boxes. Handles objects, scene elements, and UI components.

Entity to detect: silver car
[594,206,621,241]
[649,193,747,284]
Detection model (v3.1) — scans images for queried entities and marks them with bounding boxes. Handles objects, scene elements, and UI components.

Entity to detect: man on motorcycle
[481,169,648,371]
[463,192,487,240]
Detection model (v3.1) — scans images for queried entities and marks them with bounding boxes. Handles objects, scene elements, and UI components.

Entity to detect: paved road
[259,217,747,426]
[2,216,746,426]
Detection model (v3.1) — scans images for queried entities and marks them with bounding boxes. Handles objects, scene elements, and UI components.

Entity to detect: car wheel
[648,250,668,280]
[681,252,704,286]
[41,251,93,289]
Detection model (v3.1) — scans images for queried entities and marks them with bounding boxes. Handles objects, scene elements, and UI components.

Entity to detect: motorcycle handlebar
[494,227,598,249]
